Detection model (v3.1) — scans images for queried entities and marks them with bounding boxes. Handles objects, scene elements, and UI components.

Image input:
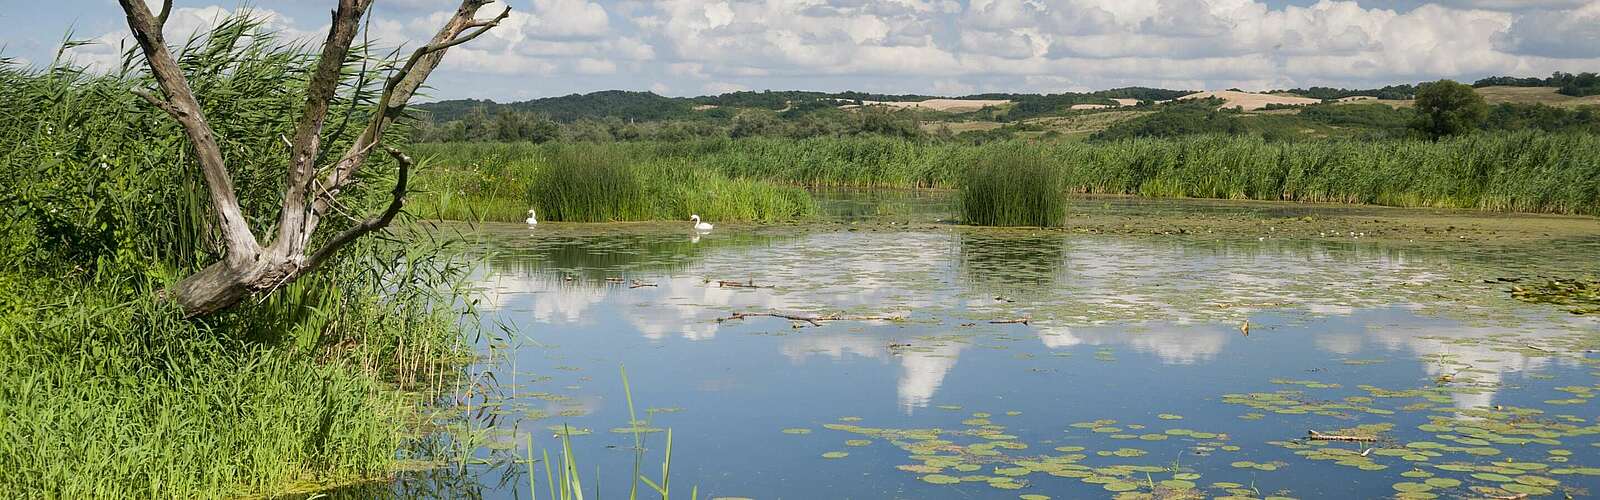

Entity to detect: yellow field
[1472,86,1600,107]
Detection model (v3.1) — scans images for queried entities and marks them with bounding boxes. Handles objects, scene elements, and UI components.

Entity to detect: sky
[2,0,1598,101]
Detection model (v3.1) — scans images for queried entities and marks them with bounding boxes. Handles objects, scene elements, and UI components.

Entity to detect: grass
[411,142,815,223]
[1,17,475,498]
[422,132,1600,217]
[959,147,1065,226]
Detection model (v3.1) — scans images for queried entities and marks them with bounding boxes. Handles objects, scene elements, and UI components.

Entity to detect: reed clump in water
[959,147,1066,227]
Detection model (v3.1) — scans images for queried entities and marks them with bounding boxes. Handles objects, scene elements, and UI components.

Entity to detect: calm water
[362,194,1600,499]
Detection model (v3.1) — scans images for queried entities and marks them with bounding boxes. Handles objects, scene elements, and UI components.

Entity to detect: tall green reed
[958,147,1066,226]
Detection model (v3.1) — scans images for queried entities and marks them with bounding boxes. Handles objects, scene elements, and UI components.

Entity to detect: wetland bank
[351,193,1600,499]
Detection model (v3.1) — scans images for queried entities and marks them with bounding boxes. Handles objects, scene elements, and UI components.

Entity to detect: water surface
[374,194,1600,499]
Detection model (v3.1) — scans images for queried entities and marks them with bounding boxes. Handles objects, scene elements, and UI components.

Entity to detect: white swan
[690,214,713,232]
[525,209,538,226]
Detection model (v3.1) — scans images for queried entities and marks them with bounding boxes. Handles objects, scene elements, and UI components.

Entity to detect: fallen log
[1306,430,1378,442]
[712,279,773,289]
[989,318,1030,325]
[716,311,904,326]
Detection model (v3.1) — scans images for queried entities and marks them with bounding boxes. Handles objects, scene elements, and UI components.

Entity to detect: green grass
[422,132,1600,217]
[411,142,815,223]
[959,147,1065,226]
[1,17,473,498]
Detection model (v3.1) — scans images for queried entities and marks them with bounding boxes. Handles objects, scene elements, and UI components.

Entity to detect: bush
[1412,80,1488,139]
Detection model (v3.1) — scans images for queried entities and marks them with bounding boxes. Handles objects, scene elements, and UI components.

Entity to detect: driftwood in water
[1306,430,1379,442]
[713,279,773,289]
[716,312,904,327]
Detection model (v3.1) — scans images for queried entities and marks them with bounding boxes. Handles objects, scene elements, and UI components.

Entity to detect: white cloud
[702,81,748,94]
[622,0,1599,94]
[526,0,611,39]
[44,0,1600,97]
[1495,3,1600,58]
[64,6,314,73]
[574,57,617,74]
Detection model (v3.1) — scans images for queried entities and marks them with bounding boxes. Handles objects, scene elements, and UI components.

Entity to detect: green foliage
[1092,87,1195,102]
[1474,71,1600,97]
[1412,80,1489,139]
[1484,103,1600,133]
[1284,84,1417,100]
[1299,103,1415,130]
[959,147,1065,226]
[1089,101,1245,141]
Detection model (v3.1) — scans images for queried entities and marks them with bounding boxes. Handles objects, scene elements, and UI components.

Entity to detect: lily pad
[921,474,960,485]
[1103,481,1138,492]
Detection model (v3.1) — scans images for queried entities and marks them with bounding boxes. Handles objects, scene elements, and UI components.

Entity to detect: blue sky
[3,0,1597,101]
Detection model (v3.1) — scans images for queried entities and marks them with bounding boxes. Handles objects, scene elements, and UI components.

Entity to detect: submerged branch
[711,279,774,289]
[1306,430,1379,442]
[715,312,905,327]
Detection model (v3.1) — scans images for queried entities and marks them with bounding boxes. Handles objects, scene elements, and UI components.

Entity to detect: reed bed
[421,132,1600,216]
[411,142,815,223]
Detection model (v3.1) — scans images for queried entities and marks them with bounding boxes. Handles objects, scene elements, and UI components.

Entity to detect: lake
[355,193,1599,499]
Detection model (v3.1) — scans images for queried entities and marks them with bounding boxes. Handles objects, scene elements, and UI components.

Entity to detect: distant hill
[417,90,694,123]
[412,88,1201,124]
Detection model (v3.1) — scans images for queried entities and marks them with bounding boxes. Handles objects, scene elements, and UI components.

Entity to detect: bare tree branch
[118,0,259,262]
[156,0,173,29]
[303,0,505,240]
[274,0,376,258]
[424,7,511,53]
[304,146,412,271]
[131,88,181,119]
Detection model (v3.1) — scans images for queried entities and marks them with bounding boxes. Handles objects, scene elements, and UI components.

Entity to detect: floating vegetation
[821,451,849,459]
[803,412,1285,496]
[782,428,812,435]
[1510,277,1600,315]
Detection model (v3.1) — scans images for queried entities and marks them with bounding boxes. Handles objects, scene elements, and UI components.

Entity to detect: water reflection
[426,198,1600,497]
[472,222,1595,415]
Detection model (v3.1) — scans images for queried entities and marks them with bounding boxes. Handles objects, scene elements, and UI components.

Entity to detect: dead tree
[118,0,509,317]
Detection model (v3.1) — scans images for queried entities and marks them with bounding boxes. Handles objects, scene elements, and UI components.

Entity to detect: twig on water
[1524,344,1552,353]
[1306,430,1378,442]
[989,318,1030,325]
[715,311,904,327]
[711,279,773,289]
